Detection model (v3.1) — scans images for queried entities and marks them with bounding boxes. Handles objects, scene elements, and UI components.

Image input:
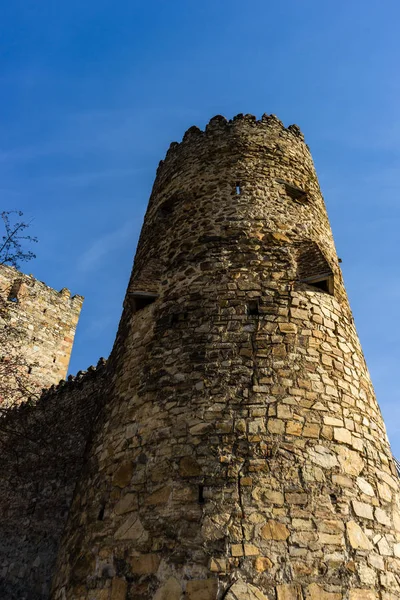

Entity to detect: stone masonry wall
[0,359,106,600]
[51,115,400,600]
[0,263,83,395]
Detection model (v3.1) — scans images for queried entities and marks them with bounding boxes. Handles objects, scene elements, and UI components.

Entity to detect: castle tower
[52,115,400,600]
[0,264,83,401]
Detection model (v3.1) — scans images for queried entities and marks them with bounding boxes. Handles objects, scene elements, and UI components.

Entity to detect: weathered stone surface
[186,579,218,600]
[131,554,161,574]
[349,591,377,600]
[260,520,290,540]
[276,583,303,600]
[179,456,202,477]
[111,578,128,600]
[305,583,341,599]
[346,521,372,550]
[225,581,267,600]
[3,114,397,600]
[112,462,133,488]
[154,577,182,600]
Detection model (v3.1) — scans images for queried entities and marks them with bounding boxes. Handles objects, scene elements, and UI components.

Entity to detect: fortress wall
[0,360,106,600]
[0,264,83,395]
[51,115,400,599]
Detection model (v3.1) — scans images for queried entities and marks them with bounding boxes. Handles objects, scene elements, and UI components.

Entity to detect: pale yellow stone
[303,423,320,438]
[111,578,128,600]
[260,520,290,540]
[333,427,352,444]
[332,474,352,487]
[179,456,202,477]
[285,492,307,505]
[225,581,268,600]
[186,579,218,600]
[264,490,284,505]
[209,558,228,573]
[349,590,377,600]
[114,493,138,515]
[286,421,303,436]
[131,554,161,574]
[305,583,341,600]
[244,544,259,556]
[231,544,244,557]
[336,447,364,476]
[324,416,343,427]
[268,419,285,434]
[145,486,171,505]
[112,462,133,488]
[356,477,375,497]
[346,520,372,550]
[375,507,391,527]
[318,520,344,534]
[308,445,338,469]
[154,578,182,600]
[254,557,273,571]
[352,500,374,520]
[278,323,297,334]
[377,482,392,503]
[318,532,344,546]
[114,514,148,541]
[276,583,303,600]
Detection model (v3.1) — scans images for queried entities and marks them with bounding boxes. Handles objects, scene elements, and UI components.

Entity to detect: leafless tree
[0,211,40,409]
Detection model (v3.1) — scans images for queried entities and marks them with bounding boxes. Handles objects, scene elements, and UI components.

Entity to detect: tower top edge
[160,113,305,165]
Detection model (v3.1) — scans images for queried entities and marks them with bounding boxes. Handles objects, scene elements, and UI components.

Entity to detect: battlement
[0,263,84,398]
[158,113,305,168]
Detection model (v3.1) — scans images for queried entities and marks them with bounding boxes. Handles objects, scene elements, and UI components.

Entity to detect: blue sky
[1,0,400,454]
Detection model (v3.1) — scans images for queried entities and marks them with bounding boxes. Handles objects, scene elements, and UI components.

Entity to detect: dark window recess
[128,291,158,313]
[236,181,241,195]
[8,280,23,303]
[247,300,259,316]
[296,241,334,295]
[276,178,308,203]
[27,366,32,374]
[198,484,205,504]
[97,505,105,521]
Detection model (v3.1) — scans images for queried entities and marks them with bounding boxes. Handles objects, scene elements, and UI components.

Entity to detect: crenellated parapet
[0,356,107,600]
[0,263,84,397]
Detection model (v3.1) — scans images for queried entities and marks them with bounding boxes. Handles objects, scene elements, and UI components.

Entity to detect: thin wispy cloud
[78,221,137,274]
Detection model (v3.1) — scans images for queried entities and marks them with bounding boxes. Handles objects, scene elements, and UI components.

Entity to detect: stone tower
[51,115,400,600]
[0,263,83,399]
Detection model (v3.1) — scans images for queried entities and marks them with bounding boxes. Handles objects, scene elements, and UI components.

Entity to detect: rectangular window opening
[8,280,23,303]
[276,179,308,203]
[236,181,241,195]
[302,275,334,295]
[247,300,259,316]
[128,291,158,313]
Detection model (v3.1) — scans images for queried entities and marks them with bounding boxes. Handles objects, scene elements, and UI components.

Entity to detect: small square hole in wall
[247,300,259,316]
[128,291,158,313]
[8,280,23,303]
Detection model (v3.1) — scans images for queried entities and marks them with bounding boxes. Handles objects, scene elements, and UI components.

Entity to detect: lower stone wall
[0,361,106,599]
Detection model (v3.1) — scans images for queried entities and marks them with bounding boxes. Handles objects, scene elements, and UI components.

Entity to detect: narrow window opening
[43,309,47,314]
[247,300,259,316]
[302,275,334,295]
[8,280,23,303]
[276,179,308,203]
[98,505,105,521]
[128,291,158,313]
[53,358,56,363]
[311,279,330,293]
[198,484,205,504]
[27,367,32,374]
[236,181,241,195]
